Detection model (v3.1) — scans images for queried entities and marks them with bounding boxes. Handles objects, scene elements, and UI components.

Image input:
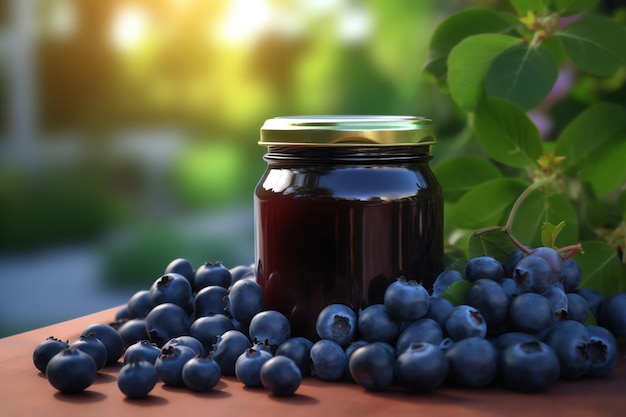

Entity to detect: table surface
[1,307,625,417]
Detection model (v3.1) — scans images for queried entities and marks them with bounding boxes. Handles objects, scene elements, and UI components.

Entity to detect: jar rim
[260,115,436,147]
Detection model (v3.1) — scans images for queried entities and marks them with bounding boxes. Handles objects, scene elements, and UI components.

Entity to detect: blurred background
[0,0,620,337]
[0,0,464,337]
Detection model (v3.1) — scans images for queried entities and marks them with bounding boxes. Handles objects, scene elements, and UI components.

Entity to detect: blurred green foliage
[2,0,459,256]
[3,0,624,289]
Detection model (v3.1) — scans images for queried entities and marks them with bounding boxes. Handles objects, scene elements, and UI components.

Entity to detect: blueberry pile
[33,251,626,397]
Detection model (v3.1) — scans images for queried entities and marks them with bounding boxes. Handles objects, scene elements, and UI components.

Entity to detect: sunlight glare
[110,5,150,52]
[217,0,273,44]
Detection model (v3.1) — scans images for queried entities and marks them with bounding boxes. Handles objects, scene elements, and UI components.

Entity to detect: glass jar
[254,116,443,340]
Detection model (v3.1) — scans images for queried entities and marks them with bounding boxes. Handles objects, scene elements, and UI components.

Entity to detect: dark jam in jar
[254,116,443,340]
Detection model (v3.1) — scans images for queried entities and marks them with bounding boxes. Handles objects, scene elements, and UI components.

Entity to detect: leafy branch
[425,0,626,296]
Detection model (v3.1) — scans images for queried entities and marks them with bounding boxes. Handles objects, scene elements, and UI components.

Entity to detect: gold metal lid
[259,115,436,146]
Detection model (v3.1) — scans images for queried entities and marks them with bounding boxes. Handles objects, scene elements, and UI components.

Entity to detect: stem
[473,177,584,257]
[558,243,584,261]
[502,178,551,232]
[475,178,553,254]
[473,225,503,235]
[503,228,532,254]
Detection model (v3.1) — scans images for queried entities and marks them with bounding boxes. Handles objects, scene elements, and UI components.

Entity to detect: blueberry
[252,339,274,354]
[164,258,195,287]
[315,303,357,346]
[344,340,368,361]
[464,256,504,282]
[117,358,158,398]
[235,347,274,387]
[395,318,443,356]
[194,262,232,291]
[446,337,498,388]
[464,278,511,331]
[154,344,196,386]
[383,277,430,321]
[395,342,449,392]
[560,258,582,292]
[82,323,124,366]
[310,339,347,381]
[117,318,149,348]
[212,329,252,376]
[542,284,569,322]
[585,325,619,377]
[150,273,192,308]
[372,341,396,360]
[145,303,191,347]
[545,320,590,379]
[33,336,69,373]
[70,332,108,370]
[226,278,264,324]
[431,270,464,297]
[503,247,527,277]
[424,296,455,330]
[126,290,153,318]
[115,305,132,321]
[348,343,395,391]
[566,292,589,323]
[527,247,562,283]
[598,292,626,337]
[194,285,230,317]
[357,304,401,344]
[229,264,255,285]
[514,254,553,293]
[260,356,302,396]
[509,292,552,334]
[248,310,291,349]
[275,337,313,376]
[182,354,222,392]
[437,337,455,351]
[123,340,161,365]
[444,305,487,340]
[575,287,605,321]
[189,314,235,353]
[46,347,98,394]
[500,277,522,297]
[162,335,205,356]
[491,332,538,353]
[499,341,560,392]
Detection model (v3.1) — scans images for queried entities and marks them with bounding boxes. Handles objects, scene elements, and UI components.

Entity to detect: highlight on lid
[259,115,436,146]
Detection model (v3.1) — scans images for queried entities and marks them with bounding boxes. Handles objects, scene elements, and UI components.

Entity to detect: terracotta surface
[1,307,624,417]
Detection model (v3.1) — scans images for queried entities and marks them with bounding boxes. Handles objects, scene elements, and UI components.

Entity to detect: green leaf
[541,221,566,248]
[510,188,579,248]
[575,241,623,296]
[581,138,626,197]
[558,15,626,77]
[448,34,520,111]
[485,43,559,110]
[441,280,472,306]
[550,0,600,16]
[575,181,607,231]
[555,103,626,196]
[453,178,529,229]
[433,156,502,202]
[510,1,598,18]
[472,97,544,168]
[425,9,518,89]
[510,0,550,15]
[619,189,626,217]
[468,228,519,264]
